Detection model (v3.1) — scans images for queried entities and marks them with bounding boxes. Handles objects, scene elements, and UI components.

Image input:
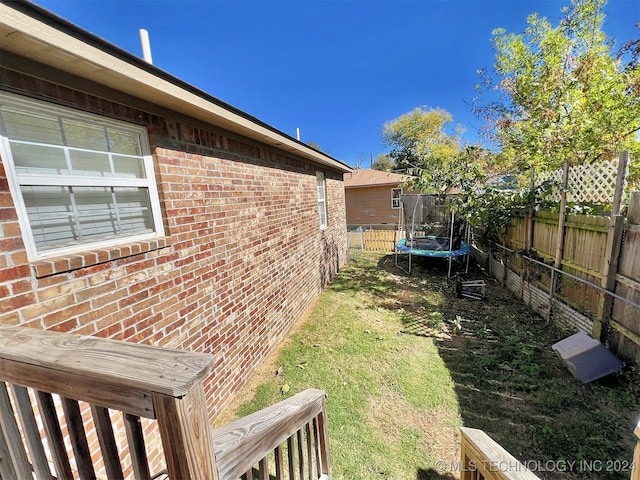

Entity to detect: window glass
[113,155,145,178]
[68,150,112,177]
[1,108,64,145]
[316,172,327,228]
[11,142,69,175]
[392,188,402,209]
[22,186,76,249]
[62,119,108,151]
[0,92,163,258]
[108,128,142,156]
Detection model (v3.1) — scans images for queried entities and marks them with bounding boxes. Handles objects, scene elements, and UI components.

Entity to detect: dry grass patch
[369,391,461,477]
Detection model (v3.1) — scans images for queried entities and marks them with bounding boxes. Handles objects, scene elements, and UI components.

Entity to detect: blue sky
[35,0,639,167]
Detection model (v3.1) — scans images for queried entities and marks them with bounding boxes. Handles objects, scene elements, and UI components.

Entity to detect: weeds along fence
[472,191,640,364]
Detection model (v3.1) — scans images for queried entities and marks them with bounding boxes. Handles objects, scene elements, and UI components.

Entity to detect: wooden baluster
[36,391,74,480]
[91,405,124,480]
[632,420,640,480]
[123,414,151,480]
[0,399,17,480]
[287,436,296,480]
[11,385,51,478]
[258,457,269,480]
[312,417,322,478]
[61,397,96,480]
[153,382,218,480]
[296,429,304,480]
[316,397,331,477]
[274,444,284,480]
[305,423,313,480]
[0,382,32,479]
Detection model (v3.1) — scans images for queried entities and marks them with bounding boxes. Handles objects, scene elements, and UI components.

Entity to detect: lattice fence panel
[537,158,628,204]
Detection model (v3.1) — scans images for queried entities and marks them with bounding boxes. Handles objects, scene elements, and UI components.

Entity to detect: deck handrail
[212,388,331,480]
[0,324,332,480]
[0,324,218,479]
[460,427,540,480]
[0,324,214,417]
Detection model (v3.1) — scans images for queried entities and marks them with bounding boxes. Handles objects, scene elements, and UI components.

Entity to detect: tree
[306,141,324,152]
[382,107,461,172]
[474,0,640,175]
[407,145,484,195]
[371,153,394,172]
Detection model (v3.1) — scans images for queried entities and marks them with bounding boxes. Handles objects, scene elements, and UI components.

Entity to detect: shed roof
[0,0,351,174]
[344,169,410,188]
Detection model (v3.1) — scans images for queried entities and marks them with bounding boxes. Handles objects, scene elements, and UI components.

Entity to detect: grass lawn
[218,251,640,480]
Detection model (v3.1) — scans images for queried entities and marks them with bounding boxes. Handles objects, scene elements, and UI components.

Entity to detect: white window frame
[391,187,403,209]
[316,171,327,228]
[0,91,165,260]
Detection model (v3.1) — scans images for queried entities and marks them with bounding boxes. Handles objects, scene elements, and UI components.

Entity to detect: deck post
[154,382,219,480]
[317,394,332,477]
[0,324,217,479]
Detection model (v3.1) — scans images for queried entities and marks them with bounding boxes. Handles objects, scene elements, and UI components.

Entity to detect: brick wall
[0,66,347,449]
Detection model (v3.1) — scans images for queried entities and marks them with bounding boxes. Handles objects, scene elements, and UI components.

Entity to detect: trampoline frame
[394,194,471,276]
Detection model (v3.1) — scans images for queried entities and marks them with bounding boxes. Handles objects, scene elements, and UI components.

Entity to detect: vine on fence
[450,180,556,248]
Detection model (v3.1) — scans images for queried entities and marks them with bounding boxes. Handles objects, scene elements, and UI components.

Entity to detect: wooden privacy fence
[497,190,640,363]
[0,324,331,480]
[348,229,400,252]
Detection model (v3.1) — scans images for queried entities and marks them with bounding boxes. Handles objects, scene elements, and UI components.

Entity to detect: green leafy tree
[382,107,479,193]
[407,145,485,194]
[382,107,461,172]
[306,141,323,152]
[474,0,640,176]
[371,153,394,172]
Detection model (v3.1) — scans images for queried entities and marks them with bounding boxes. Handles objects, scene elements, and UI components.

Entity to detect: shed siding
[345,185,401,227]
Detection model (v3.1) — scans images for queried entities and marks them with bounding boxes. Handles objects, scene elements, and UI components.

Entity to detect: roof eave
[0,0,352,173]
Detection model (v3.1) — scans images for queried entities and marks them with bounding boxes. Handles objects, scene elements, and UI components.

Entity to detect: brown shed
[344,168,412,229]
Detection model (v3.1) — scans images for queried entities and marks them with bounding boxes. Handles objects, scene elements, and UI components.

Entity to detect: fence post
[525,167,535,251]
[547,162,570,322]
[554,162,570,270]
[594,152,628,341]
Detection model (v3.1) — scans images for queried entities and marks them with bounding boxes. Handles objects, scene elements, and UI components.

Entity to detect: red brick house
[0,0,350,430]
[344,168,410,229]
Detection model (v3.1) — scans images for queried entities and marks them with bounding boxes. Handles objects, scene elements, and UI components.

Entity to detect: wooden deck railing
[460,427,540,480]
[0,324,331,480]
[212,389,331,480]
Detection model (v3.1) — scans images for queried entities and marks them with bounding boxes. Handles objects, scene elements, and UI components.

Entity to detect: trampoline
[396,238,470,257]
[395,194,470,276]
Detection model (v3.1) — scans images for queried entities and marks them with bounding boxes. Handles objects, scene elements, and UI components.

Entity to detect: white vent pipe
[139,29,153,64]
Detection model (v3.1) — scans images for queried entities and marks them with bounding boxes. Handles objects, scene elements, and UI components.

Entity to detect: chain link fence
[473,242,640,364]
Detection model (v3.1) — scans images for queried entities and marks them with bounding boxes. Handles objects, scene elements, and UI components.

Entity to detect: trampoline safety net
[400,194,464,251]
